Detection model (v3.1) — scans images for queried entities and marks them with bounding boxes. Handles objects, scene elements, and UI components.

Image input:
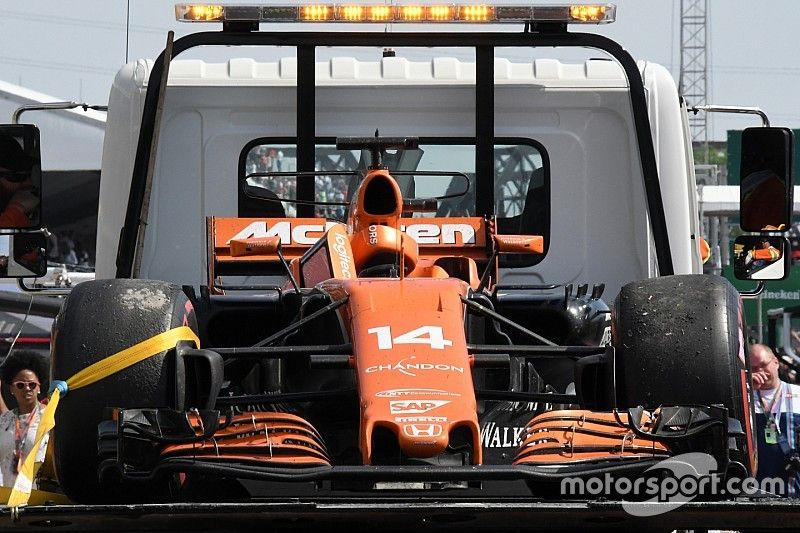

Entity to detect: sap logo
[375,388,461,398]
[389,400,450,414]
[480,422,527,448]
[400,223,476,245]
[228,221,337,246]
[365,356,464,377]
[403,424,443,438]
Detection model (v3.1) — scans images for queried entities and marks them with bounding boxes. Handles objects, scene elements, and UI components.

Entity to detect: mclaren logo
[365,356,464,377]
[228,220,476,246]
[389,400,450,414]
[228,220,337,245]
[399,223,476,245]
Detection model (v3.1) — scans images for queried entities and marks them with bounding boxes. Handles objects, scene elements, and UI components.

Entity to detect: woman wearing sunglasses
[0,350,48,488]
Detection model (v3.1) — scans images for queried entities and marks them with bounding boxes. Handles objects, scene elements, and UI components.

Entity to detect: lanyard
[12,406,39,475]
[757,382,784,431]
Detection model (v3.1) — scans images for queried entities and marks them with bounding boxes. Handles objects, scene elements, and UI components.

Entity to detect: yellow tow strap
[0,486,70,506]
[5,325,200,509]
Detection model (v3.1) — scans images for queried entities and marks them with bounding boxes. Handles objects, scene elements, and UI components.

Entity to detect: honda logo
[402,424,443,438]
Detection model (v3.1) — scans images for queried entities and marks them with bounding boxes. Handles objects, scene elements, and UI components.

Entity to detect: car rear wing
[208,216,490,286]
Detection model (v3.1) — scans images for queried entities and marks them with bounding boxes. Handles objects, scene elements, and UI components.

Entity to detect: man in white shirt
[750,343,800,496]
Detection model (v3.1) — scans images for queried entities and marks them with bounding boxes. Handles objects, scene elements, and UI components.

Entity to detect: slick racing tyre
[613,274,755,474]
[51,279,198,503]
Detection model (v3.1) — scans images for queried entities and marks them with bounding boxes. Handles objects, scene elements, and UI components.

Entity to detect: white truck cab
[96,52,701,299]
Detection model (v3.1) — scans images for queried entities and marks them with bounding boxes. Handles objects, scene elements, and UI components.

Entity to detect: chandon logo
[365,356,464,377]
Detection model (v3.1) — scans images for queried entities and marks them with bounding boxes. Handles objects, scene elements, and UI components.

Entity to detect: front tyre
[51,279,198,503]
[613,274,755,474]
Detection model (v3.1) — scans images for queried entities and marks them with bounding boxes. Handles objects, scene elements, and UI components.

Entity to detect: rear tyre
[614,274,755,473]
[52,279,197,503]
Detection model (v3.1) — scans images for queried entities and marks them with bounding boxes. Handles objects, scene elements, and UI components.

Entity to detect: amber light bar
[176,3,617,24]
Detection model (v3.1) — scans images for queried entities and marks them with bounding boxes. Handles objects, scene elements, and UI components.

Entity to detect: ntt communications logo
[560,453,786,517]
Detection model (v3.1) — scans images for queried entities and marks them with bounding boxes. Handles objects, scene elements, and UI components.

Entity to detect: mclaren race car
[47,136,754,505]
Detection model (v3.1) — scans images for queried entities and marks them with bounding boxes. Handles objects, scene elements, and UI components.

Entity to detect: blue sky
[0,0,797,140]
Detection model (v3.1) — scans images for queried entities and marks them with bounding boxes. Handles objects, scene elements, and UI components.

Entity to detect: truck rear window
[239,138,548,246]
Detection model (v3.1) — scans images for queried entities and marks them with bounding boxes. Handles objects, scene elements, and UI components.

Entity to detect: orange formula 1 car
[50,136,753,506]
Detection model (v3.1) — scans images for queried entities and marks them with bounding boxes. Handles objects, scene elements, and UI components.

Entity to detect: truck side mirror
[732,235,789,281]
[0,232,47,278]
[0,124,42,230]
[739,127,794,232]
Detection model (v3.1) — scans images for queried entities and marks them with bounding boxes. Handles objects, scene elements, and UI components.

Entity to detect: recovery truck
[1,3,798,530]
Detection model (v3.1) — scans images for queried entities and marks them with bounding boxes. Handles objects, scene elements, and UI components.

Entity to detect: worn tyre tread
[52,279,196,503]
[614,274,753,470]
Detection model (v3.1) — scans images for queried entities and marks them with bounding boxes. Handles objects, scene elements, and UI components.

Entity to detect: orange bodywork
[348,169,403,234]
[160,412,331,466]
[513,410,670,465]
[494,234,544,254]
[319,277,481,465]
[205,168,549,464]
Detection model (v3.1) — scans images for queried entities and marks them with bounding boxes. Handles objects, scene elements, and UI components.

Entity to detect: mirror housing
[0,232,48,278]
[0,124,42,230]
[733,235,789,281]
[739,127,794,232]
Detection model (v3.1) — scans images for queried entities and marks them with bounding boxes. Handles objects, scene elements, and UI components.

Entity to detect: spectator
[747,239,782,266]
[47,232,60,262]
[750,343,800,495]
[60,231,77,265]
[0,350,49,488]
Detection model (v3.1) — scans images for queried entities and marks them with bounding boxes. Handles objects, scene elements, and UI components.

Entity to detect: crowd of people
[246,174,350,220]
[47,230,93,269]
[245,146,286,176]
[244,144,353,221]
